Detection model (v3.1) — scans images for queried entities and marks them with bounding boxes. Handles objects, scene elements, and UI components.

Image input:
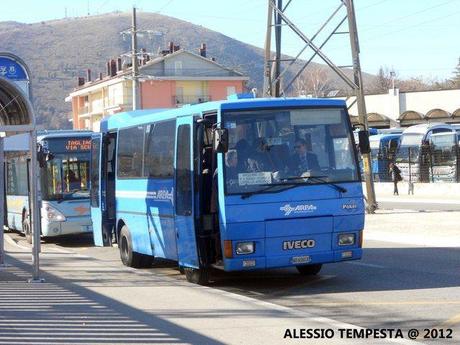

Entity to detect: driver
[290,138,320,175]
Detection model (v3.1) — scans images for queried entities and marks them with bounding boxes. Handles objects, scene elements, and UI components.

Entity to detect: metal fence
[365,145,460,183]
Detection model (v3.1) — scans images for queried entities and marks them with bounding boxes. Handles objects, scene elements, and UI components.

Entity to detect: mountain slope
[0,12,371,128]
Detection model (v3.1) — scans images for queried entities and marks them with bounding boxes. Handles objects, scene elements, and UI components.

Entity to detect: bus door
[174,117,200,269]
[90,133,104,246]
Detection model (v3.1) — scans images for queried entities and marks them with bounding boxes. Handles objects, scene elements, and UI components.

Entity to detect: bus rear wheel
[119,225,151,268]
[184,267,209,285]
[23,219,32,244]
[296,264,322,275]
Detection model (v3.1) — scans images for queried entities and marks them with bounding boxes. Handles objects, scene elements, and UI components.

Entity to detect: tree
[368,66,396,94]
[451,58,460,88]
[293,66,335,97]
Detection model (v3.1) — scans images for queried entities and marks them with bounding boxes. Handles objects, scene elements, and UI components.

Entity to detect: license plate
[292,255,311,264]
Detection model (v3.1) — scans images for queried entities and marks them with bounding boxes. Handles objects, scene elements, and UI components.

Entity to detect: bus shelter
[0,53,42,282]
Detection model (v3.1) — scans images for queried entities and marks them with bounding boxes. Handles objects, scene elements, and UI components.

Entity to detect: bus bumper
[41,217,93,237]
[222,248,362,271]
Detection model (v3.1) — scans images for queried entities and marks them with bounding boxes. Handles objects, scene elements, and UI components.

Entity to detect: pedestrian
[389,162,402,196]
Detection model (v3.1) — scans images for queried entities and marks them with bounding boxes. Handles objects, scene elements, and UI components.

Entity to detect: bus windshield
[41,152,90,201]
[222,107,359,195]
[431,133,457,165]
[395,134,424,162]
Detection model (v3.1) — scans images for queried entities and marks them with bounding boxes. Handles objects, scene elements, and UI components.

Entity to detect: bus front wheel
[296,264,322,275]
[184,267,209,285]
[119,225,151,268]
[23,219,32,244]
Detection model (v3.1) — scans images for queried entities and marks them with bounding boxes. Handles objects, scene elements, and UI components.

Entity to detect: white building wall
[338,88,460,122]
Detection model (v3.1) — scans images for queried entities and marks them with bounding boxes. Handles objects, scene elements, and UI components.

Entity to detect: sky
[1,0,460,81]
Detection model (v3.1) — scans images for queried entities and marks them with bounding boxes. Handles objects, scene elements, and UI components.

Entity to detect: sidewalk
[372,182,460,201]
[0,237,415,345]
[365,209,460,247]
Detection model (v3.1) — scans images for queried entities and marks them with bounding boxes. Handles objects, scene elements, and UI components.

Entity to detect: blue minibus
[369,133,401,181]
[91,96,365,284]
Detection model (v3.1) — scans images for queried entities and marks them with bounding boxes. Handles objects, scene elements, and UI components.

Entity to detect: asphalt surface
[3,214,460,345]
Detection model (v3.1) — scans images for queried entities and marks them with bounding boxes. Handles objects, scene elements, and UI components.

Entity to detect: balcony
[78,105,89,117]
[173,95,211,106]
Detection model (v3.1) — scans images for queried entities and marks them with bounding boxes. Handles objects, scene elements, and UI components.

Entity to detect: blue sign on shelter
[0,56,28,80]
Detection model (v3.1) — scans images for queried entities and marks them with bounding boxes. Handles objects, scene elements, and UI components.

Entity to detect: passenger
[65,169,81,191]
[290,138,320,175]
[389,162,402,196]
[235,139,251,172]
[225,149,239,182]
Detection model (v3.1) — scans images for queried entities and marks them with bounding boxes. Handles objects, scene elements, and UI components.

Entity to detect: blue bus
[91,96,365,284]
[4,130,93,243]
[369,133,401,181]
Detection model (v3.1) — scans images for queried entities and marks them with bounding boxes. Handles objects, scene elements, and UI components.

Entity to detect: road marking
[437,312,460,328]
[204,287,421,344]
[286,301,460,306]
[344,261,385,269]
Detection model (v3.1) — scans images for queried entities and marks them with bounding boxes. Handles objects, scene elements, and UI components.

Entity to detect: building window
[175,61,183,75]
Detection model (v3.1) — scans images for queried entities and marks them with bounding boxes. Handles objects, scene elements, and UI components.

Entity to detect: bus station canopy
[0,77,34,132]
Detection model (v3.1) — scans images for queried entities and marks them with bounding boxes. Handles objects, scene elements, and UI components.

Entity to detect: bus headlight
[45,205,66,222]
[236,242,254,255]
[338,233,355,246]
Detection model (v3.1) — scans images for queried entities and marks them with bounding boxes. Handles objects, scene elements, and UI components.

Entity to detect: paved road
[4,222,460,344]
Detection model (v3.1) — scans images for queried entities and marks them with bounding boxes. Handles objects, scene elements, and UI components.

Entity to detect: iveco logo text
[283,239,316,250]
[280,204,317,216]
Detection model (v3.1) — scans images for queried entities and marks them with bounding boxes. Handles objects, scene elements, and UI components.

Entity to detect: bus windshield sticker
[265,137,282,145]
[225,121,237,129]
[290,109,341,125]
[238,172,272,186]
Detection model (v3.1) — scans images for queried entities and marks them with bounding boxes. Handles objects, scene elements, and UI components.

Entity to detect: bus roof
[3,130,93,152]
[402,123,455,135]
[369,133,401,142]
[100,97,347,131]
[37,130,92,141]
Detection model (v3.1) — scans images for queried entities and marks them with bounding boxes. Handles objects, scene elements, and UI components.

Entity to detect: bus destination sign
[44,137,92,153]
[65,139,91,151]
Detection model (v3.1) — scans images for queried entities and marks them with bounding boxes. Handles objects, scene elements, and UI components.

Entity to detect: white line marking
[344,261,385,269]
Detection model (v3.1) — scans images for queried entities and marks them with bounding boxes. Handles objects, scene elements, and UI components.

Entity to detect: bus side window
[176,125,192,216]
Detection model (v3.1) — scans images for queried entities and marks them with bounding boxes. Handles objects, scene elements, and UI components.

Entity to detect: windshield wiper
[283,176,347,193]
[240,182,302,200]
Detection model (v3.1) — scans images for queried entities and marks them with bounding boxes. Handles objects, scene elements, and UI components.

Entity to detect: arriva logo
[280,204,317,216]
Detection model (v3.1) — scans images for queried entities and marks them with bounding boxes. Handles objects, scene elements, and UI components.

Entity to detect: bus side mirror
[213,128,229,153]
[358,130,370,154]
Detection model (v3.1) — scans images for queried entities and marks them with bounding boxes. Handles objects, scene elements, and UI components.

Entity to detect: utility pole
[0,137,5,268]
[274,0,282,97]
[263,0,377,212]
[263,1,273,96]
[346,0,377,212]
[131,6,140,111]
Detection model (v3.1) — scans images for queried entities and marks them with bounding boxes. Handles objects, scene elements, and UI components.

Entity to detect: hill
[0,12,372,129]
